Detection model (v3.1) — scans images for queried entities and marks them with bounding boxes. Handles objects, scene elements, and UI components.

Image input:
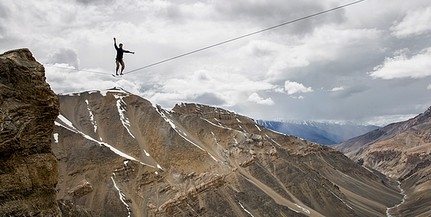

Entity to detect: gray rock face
[0,49,60,216]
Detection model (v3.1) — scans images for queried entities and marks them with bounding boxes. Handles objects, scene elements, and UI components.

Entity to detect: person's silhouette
[114,37,134,75]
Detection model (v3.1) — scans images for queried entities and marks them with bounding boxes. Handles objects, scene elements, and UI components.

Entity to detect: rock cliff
[0,49,60,216]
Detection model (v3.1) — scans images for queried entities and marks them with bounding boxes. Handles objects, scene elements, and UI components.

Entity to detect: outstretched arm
[113,37,118,49]
[124,50,135,54]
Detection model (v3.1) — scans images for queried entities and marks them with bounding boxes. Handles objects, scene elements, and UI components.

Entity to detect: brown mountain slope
[336,107,431,216]
[52,88,402,216]
[0,49,60,216]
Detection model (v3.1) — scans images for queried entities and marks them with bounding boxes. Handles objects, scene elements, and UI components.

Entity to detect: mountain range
[256,120,379,145]
[336,106,431,216]
[50,88,405,216]
[3,48,430,216]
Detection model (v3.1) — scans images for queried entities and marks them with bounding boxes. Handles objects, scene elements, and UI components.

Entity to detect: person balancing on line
[114,37,134,76]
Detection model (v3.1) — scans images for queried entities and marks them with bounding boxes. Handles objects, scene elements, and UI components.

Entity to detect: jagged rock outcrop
[0,49,60,216]
[53,89,403,217]
[337,106,431,216]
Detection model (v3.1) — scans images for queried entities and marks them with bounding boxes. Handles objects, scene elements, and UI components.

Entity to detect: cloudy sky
[1,0,430,125]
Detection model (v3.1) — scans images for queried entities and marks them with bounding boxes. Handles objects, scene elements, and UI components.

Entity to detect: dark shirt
[114,43,132,60]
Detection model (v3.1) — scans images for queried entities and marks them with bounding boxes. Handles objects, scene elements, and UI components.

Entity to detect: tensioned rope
[123,0,366,75]
[44,0,366,76]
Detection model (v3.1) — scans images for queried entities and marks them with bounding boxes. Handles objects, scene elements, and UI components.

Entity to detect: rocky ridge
[0,49,60,216]
[53,88,403,217]
[337,107,431,216]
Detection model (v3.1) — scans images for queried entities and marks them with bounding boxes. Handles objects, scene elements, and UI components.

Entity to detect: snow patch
[123,160,130,167]
[115,95,135,139]
[99,90,107,96]
[99,88,130,97]
[211,131,220,146]
[95,136,153,167]
[202,119,231,130]
[295,204,310,215]
[111,176,131,217]
[57,114,74,128]
[255,124,261,131]
[53,133,59,143]
[55,115,157,169]
[238,125,246,133]
[329,190,353,210]
[62,92,81,97]
[158,108,177,129]
[144,150,151,157]
[155,108,218,162]
[85,99,97,133]
[264,127,288,136]
[265,134,281,147]
[238,202,254,217]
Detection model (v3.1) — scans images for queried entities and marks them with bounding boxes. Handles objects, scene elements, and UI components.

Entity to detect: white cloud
[143,70,276,108]
[292,96,304,100]
[369,48,431,79]
[44,64,143,95]
[365,114,417,126]
[263,26,381,79]
[2,0,431,123]
[284,80,313,95]
[391,7,431,38]
[300,26,381,59]
[330,86,345,92]
[247,93,274,105]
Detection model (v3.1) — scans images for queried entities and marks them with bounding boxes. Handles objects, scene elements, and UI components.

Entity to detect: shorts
[116,59,124,66]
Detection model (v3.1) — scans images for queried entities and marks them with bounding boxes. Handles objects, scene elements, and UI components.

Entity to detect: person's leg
[115,60,120,75]
[120,60,125,74]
